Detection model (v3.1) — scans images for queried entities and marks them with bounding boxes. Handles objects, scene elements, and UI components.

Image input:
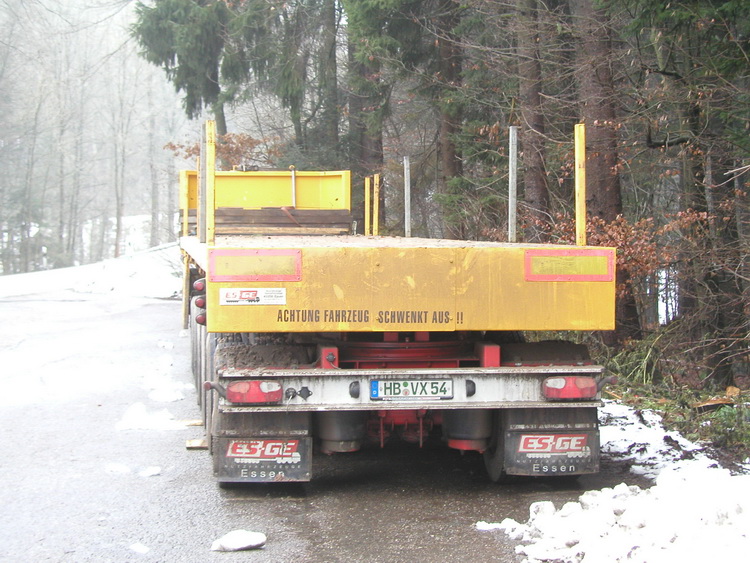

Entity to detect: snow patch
[0,243,182,299]
[211,530,267,551]
[81,244,182,299]
[129,542,150,554]
[482,467,750,562]
[143,356,191,403]
[115,402,185,431]
[138,466,162,477]
[476,521,506,532]
[599,401,707,479]
[478,401,750,562]
[147,387,186,403]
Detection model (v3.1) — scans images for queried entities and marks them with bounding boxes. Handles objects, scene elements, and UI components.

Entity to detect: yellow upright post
[205,120,217,244]
[179,170,191,329]
[574,123,587,246]
[364,176,372,235]
[373,173,381,236]
[179,170,189,237]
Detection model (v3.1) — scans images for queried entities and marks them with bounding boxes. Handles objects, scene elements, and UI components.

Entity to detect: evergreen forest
[4,0,750,393]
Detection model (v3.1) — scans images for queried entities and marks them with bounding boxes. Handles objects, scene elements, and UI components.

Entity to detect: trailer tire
[189,296,201,395]
[202,334,219,430]
[484,410,508,483]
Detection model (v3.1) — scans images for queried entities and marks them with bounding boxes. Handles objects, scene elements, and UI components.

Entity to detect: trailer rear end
[180,121,616,484]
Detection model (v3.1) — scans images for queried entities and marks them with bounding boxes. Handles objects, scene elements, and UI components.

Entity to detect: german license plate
[370,379,453,400]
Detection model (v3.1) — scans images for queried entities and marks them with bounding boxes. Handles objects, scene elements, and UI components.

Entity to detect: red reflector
[193,278,206,292]
[195,312,207,325]
[195,296,206,309]
[543,376,597,400]
[226,380,283,404]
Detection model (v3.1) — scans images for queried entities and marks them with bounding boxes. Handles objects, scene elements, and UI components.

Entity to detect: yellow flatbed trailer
[181,122,616,483]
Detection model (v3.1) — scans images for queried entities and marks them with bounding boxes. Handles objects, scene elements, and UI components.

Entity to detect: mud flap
[502,407,600,476]
[211,410,313,483]
[214,436,312,482]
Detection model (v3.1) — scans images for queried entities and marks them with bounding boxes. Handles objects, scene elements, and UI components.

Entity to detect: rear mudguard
[212,411,312,483]
[502,407,599,476]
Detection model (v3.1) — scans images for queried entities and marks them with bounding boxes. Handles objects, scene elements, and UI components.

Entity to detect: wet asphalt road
[0,289,650,563]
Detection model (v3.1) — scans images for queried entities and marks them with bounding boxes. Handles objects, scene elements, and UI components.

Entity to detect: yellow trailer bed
[182,234,615,333]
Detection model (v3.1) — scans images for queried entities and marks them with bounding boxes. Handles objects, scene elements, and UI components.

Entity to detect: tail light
[193,278,206,292]
[543,376,597,400]
[226,380,283,404]
[192,278,207,324]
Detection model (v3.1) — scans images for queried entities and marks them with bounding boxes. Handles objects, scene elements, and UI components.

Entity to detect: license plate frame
[369,379,454,401]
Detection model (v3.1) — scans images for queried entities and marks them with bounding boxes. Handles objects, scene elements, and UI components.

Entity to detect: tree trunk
[113,141,124,259]
[320,0,339,152]
[167,157,177,242]
[213,102,227,137]
[21,95,45,273]
[516,0,549,242]
[57,120,67,266]
[568,0,641,343]
[347,43,385,231]
[148,80,160,248]
[149,117,160,248]
[568,0,621,221]
[437,0,464,239]
[66,113,83,263]
[347,40,384,175]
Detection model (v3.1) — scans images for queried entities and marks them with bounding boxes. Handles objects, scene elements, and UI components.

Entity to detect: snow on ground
[599,400,712,480]
[0,242,183,299]
[0,243,186,408]
[4,244,750,561]
[478,401,750,562]
[115,402,189,431]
